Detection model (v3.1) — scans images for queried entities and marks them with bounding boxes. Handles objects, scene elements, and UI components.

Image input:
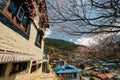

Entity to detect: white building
[55,64,82,80]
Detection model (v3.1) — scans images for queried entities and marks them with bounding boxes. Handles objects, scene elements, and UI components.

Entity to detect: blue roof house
[55,64,82,80]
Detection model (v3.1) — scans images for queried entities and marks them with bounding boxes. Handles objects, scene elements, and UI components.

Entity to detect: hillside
[45,38,80,50]
[44,38,82,60]
[45,38,120,60]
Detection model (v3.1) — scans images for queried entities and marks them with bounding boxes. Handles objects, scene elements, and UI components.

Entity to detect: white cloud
[75,37,98,46]
[74,33,117,46]
[45,28,52,37]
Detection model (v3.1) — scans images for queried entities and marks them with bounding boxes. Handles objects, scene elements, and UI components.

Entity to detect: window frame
[10,62,28,75]
[16,6,25,22]
[0,0,31,39]
[35,31,43,48]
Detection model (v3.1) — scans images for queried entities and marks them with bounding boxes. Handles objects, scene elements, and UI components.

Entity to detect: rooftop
[55,64,82,74]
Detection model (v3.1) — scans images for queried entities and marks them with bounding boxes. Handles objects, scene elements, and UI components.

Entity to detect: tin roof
[96,72,116,79]
[106,72,117,78]
[0,51,42,63]
[96,74,108,79]
[55,64,82,74]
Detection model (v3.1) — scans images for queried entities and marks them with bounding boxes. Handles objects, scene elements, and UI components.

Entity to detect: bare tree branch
[46,0,120,36]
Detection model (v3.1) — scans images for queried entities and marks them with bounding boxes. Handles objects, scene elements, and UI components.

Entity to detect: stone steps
[34,73,58,80]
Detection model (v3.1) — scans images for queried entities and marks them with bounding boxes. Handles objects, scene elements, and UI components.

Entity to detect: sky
[44,0,100,46]
[45,26,120,46]
[45,0,117,46]
[45,26,99,46]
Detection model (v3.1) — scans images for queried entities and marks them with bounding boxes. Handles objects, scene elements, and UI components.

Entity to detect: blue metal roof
[55,64,82,74]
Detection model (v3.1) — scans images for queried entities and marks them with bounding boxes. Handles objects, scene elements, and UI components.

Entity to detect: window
[8,1,31,33]
[32,61,36,65]
[22,15,30,32]
[22,16,28,27]
[0,0,31,39]
[0,63,7,76]
[30,65,37,73]
[38,63,41,69]
[17,6,25,21]
[0,0,8,9]
[35,31,44,48]
[73,73,77,79]
[31,61,37,73]
[10,62,28,75]
[8,0,18,15]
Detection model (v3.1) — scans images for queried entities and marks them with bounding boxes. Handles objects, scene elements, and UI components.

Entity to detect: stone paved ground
[34,72,58,80]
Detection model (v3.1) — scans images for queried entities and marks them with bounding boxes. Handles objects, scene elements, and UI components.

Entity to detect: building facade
[0,0,49,80]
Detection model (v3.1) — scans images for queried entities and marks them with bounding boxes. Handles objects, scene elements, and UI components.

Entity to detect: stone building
[0,0,49,80]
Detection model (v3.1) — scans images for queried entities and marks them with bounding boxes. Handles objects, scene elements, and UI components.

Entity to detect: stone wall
[0,22,44,59]
[0,0,47,80]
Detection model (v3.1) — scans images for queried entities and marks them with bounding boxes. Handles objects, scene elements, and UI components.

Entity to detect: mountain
[44,38,82,60]
[45,38,120,60]
[45,38,80,50]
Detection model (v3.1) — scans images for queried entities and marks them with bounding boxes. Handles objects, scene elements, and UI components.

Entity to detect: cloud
[45,28,52,37]
[75,37,98,46]
[74,33,116,46]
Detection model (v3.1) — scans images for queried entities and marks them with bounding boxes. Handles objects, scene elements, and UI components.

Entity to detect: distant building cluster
[53,58,120,80]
